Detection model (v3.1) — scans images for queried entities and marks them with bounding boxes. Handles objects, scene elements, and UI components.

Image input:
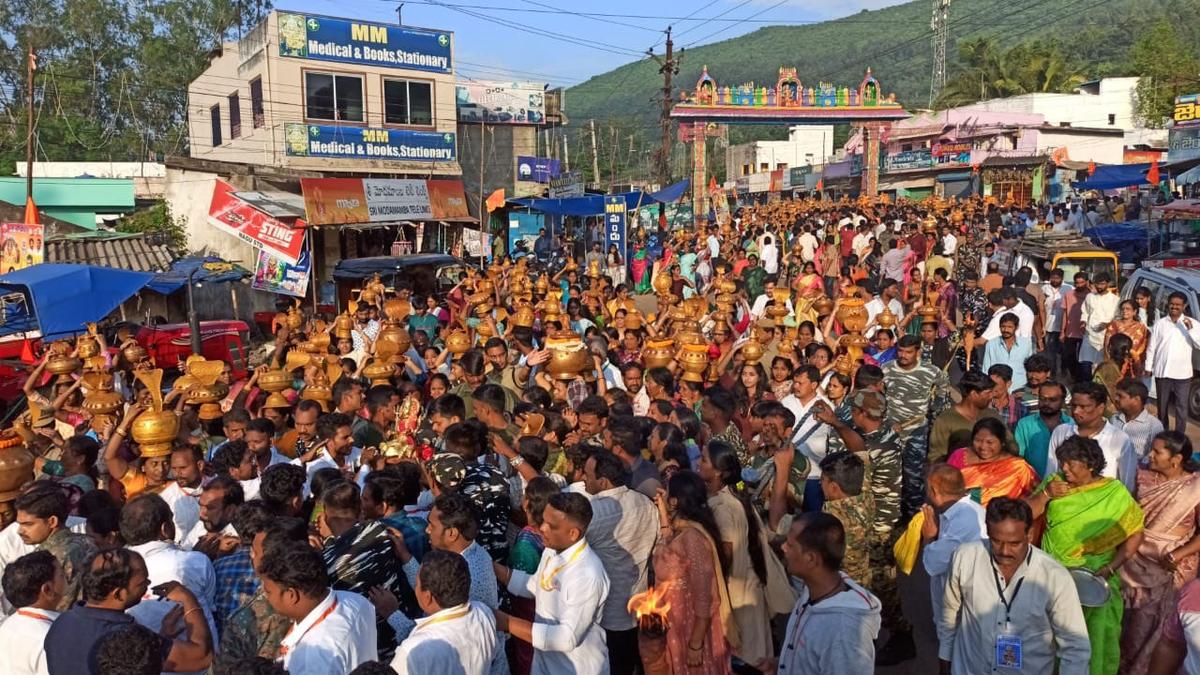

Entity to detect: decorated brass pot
[362,360,395,386]
[768,287,792,320]
[122,342,150,365]
[836,290,870,334]
[333,313,354,340]
[741,339,764,364]
[0,432,35,501]
[813,296,835,317]
[544,331,590,380]
[511,305,535,328]
[378,324,412,354]
[643,339,676,370]
[131,410,181,458]
[258,368,293,393]
[45,351,81,376]
[676,344,709,383]
[445,329,472,355]
[876,305,898,330]
[652,273,672,296]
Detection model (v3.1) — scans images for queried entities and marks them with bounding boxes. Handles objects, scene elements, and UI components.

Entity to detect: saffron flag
[1087,161,1097,176]
[23,196,39,225]
[1146,162,1160,186]
[485,188,505,212]
[815,178,824,191]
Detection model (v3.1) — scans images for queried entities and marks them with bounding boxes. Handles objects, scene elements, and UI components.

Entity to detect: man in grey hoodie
[759,511,882,674]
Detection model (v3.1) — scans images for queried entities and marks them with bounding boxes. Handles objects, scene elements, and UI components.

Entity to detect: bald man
[920,464,986,616]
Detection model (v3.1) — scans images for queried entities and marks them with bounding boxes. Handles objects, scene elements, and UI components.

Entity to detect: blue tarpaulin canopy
[511,179,690,216]
[1073,163,1159,190]
[146,256,249,295]
[0,264,154,339]
[1084,223,1168,263]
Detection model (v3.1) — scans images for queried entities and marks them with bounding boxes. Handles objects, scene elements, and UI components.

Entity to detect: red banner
[427,179,471,220]
[208,180,305,264]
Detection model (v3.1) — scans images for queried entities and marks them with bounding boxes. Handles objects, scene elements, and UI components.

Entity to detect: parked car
[1121,266,1200,420]
[999,231,1120,285]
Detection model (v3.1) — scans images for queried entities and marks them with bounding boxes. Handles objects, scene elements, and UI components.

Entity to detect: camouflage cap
[850,390,887,421]
[426,452,466,489]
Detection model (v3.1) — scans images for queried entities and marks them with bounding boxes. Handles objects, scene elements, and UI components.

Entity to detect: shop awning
[0,264,154,339]
[511,179,689,216]
[878,177,935,191]
[1073,162,1160,190]
[146,256,251,295]
[936,171,973,182]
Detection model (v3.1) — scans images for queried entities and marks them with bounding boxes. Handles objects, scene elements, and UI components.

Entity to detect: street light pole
[186,267,202,356]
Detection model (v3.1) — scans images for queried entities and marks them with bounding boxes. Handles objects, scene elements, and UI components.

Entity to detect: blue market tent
[1084,223,1168,263]
[0,264,154,339]
[511,179,690,216]
[1073,163,1160,190]
[146,256,249,295]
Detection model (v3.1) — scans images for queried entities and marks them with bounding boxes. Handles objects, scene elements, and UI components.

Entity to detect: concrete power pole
[649,27,681,189]
[929,0,951,107]
[589,119,600,186]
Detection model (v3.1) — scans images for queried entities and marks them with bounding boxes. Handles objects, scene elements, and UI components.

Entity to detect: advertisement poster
[516,156,561,183]
[456,81,545,124]
[277,13,452,73]
[550,171,584,198]
[427,179,471,220]
[208,180,305,264]
[285,123,456,162]
[1174,93,1200,129]
[932,142,972,166]
[300,178,434,225]
[0,222,44,274]
[886,149,935,172]
[253,243,311,298]
[604,196,627,263]
[463,229,490,260]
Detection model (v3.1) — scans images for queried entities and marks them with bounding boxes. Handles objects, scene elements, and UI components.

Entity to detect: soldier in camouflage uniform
[882,337,950,523]
[14,483,96,611]
[847,389,914,663]
[818,452,874,586]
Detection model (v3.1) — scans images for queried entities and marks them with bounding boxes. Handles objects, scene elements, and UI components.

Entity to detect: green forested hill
[566,0,1199,132]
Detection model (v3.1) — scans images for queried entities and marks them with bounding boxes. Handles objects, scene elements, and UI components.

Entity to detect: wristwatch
[509,455,525,467]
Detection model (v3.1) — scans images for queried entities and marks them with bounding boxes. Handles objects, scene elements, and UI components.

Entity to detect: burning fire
[628,584,672,638]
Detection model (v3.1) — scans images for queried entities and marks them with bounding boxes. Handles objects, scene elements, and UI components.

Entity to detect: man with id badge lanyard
[936,498,1090,674]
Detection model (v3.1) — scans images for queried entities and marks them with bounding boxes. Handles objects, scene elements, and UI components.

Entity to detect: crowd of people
[0,193,1198,675]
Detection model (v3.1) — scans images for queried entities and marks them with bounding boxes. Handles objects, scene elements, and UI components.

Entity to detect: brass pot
[304,333,330,354]
[511,305,535,328]
[45,354,81,376]
[813,296,834,317]
[676,344,709,382]
[837,296,870,334]
[643,339,676,370]
[131,410,180,458]
[378,323,412,354]
[652,273,673,296]
[122,342,149,365]
[82,390,123,417]
[545,332,590,380]
[186,382,229,405]
[362,360,395,385]
[333,313,354,340]
[258,368,293,393]
[0,434,35,501]
[76,335,101,360]
[198,402,223,421]
[674,330,705,352]
[741,340,764,364]
[876,305,898,330]
[446,329,472,355]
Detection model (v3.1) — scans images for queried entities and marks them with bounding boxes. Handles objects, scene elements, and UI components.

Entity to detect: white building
[726,125,835,177]
[956,77,1168,150]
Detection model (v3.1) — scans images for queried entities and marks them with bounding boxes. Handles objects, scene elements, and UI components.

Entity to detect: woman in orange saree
[946,417,1040,504]
[1119,431,1200,675]
[1104,299,1149,376]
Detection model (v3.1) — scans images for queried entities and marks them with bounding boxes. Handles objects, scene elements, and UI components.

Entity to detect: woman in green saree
[1028,435,1145,675]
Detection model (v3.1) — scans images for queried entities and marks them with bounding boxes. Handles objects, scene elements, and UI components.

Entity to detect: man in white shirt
[938,498,1090,675]
[706,228,721,261]
[1046,381,1139,492]
[797,226,819,263]
[1078,273,1119,373]
[981,288,1035,341]
[496,493,610,675]
[389,550,497,675]
[920,465,985,620]
[583,453,659,674]
[159,446,206,545]
[1145,291,1200,433]
[0,550,63,675]
[180,476,242,554]
[851,225,873,259]
[761,234,780,275]
[750,280,794,320]
[940,227,958,256]
[262,542,377,674]
[780,365,832,513]
[121,494,219,640]
[864,280,904,338]
[1040,268,1065,369]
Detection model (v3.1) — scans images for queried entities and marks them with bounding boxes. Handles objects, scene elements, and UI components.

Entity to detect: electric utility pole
[649,27,681,188]
[929,0,951,107]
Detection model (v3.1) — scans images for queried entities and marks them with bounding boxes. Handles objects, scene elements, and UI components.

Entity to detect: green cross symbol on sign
[443,134,452,143]
[310,126,320,136]
[438,35,449,47]
[306,18,319,31]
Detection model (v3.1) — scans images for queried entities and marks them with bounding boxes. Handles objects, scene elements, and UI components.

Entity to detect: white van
[1121,267,1200,420]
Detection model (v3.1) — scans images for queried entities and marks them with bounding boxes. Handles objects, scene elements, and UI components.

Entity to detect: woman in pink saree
[643,470,738,675]
[1120,431,1200,675]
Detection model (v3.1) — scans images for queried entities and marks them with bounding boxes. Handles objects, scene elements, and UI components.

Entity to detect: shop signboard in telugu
[516,156,561,183]
[285,123,456,162]
[299,178,432,225]
[788,166,812,187]
[252,244,311,298]
[604,196,627,261]
[277,13,452,73]
[932,142,972,165]
[1169,126,1200,162]
[886,149,934,172]
[456,81,545,124]
[1174,93,1200,129]
[0,222,44,273]
[208,180,305,264]
[549,171,584,198]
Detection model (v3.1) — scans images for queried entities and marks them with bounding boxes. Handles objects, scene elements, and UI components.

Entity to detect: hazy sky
[276,0,909,88]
